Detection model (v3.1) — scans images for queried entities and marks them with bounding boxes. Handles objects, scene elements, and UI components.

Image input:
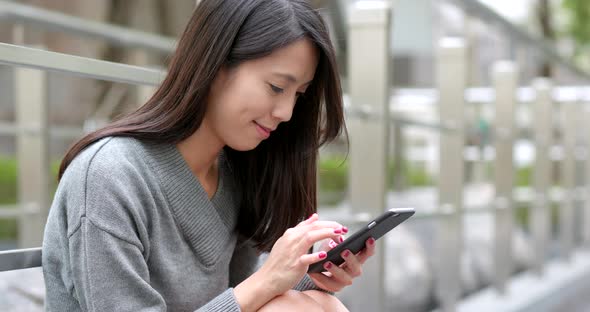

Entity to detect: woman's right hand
[257,213,344,295]
[234,214,344,311]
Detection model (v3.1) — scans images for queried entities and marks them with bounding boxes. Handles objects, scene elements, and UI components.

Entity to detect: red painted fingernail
[342,227,348,233]
[329,240,337,248]
[324,262,333,269]
[342,250,350,258]
[339,236,344,243]
[368,238,375,245]
[318,251,327,259]
[334,228,342,234]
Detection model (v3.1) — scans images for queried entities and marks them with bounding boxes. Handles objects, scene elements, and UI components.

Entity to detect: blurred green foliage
[318,157,349,192]
[318,156,434,205]
[513,165,563,232]
[0,157,18,240]
[0,157,17,205]
[516,165,532,187]
[562,0,590,61]
[0,157,60,240]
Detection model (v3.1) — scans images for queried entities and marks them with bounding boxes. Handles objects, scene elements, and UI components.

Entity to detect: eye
[269,84,284,94]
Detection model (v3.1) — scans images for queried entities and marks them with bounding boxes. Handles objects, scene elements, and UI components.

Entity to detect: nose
[271,96,296,123]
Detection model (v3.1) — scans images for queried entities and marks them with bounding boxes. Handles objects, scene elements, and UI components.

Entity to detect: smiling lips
[254,121,274,138]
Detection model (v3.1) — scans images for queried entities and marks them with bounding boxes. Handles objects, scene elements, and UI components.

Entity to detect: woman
[42,0,376,311]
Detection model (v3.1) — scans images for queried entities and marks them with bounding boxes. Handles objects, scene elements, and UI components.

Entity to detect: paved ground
[547,262,590,312]
[550,287,590,312]
[0,268,43,312]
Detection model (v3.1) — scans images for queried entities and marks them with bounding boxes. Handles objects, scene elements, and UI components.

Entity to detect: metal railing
[0,0,175,54]
[0,42,164,86]
[0,1,169,248]
[450,0,590,81]
[0,248,41,272]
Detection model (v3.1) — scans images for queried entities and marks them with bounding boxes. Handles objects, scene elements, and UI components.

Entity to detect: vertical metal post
[392,123,406,190]
[491,60,517,293]
[531,78,553,274]
[435,37,467,312]
[561,102,580,259]
[15,66,49,248]
[583,104,590,247]
[575,103,586,247]
[347,1,392,311]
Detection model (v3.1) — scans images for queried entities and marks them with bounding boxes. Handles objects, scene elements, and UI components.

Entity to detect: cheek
[209,76,274,132]
[231,85,272,120]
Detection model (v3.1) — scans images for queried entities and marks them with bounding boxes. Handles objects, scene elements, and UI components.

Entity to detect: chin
[227,140,261,152]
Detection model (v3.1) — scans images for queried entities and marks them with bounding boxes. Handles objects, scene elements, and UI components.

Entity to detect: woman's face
[204,38,319,151]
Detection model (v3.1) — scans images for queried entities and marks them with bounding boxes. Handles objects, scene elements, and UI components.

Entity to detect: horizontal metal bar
[320,202,526,223]
[0,42,164,85]
[391,115,458,133]
[0,205,20,218]
[0,121,82,139]
[0,1,175,54]
[50,125,84,139]
[451,0,590,82]
[0,247,42,271]
[394,86,590,105]
[0,204,42,219]
[319,186,566,222]
[0,121,15,135]
[348,107,523,137]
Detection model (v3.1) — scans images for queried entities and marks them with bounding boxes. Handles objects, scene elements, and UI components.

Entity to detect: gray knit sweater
[42,137,321,311]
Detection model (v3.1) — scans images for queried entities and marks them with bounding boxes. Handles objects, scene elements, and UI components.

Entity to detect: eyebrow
[272,72,313,86]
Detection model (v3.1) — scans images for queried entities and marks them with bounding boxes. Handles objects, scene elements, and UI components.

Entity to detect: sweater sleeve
[293,274,330,293]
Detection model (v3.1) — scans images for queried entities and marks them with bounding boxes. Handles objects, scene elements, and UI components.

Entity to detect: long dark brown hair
[58,0,345,252]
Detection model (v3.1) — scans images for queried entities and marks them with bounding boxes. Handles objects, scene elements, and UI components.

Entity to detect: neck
[176,119,224,180]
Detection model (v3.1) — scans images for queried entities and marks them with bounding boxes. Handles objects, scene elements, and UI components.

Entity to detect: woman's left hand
[307,234,376,292]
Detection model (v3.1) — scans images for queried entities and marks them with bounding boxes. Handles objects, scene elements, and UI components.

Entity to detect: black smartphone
[307,207,415,273]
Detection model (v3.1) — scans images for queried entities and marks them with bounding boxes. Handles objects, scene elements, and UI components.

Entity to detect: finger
[341,250,362,277]
[299,251,327,266]
[328,239,338,249]
[322,261,353,286]
[308,272,344,292]
[298,213,319,226]
[333,235,346,246]
[317,239,336,252]
[357,237,376,264]
[304,221,346,232]
[300,228,343,247]
[317,235,345,253]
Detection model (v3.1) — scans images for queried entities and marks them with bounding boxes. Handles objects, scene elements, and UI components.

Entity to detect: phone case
[307,207,415,273]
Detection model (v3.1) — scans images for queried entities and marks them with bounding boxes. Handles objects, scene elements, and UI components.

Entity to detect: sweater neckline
[142,141,237,266]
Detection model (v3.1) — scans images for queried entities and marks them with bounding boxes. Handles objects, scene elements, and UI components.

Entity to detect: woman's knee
[301,290,349,312]
[257,290,325,312]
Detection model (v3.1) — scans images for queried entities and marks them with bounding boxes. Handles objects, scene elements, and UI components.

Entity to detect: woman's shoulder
[56,136,158,241]
[58,136,157,212]
[64,136,146,179]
